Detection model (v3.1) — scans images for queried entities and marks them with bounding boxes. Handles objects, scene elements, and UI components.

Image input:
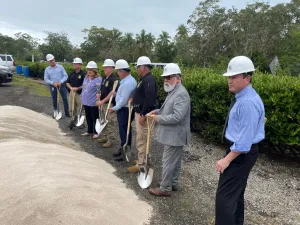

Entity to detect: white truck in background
[0,54,16,71]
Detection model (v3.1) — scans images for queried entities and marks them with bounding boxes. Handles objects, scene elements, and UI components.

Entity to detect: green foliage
[39,31,73,62]
[14,61,300,153]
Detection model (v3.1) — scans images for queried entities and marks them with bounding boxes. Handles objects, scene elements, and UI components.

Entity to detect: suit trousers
[215,143,259,225]
[84,105,99,134]
[160,145,184,192]
[135,113,148,165]
[117,107,134,147]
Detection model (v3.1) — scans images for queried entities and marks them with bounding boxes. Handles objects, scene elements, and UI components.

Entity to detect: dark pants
[84,105,99,134]
[215,142,259,225]
[117,107,134,147]
[50,84,69,116]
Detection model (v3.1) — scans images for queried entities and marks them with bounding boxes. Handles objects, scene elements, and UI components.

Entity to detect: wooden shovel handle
[146,116,151,154]
[105,80,119,120]
[71,90,76,116]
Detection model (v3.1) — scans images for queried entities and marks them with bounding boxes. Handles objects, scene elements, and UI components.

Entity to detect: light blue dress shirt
[44,64,68,85]
[112,75,137,111]
[225,84,265,153]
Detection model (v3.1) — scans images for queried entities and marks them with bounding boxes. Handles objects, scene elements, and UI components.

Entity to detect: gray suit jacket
[155,83,191,146]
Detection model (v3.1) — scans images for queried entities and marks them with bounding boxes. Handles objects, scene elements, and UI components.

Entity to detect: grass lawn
[12,75,51,97]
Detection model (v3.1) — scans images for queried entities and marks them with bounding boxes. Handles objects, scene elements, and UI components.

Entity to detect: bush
[16,61,300,157]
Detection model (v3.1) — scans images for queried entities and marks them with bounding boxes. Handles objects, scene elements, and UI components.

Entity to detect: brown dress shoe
[102,141,112,148]
[149,187,171,197]
[97,137,107,143]
[127,165,139,173]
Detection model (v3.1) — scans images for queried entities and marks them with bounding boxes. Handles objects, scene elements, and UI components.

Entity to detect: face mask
[164,83,176,92]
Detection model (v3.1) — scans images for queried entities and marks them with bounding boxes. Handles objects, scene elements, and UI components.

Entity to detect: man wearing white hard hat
[215,56,265,225]
[147,63,191,197]
[105,59,137,160]
[96,59,118,148]
[66,57,85,127]
[127,56,158,173]
[44,54,70,118]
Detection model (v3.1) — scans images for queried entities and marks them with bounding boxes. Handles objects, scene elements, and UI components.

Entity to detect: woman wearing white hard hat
[215,56,265,225]
[81,61,102,138]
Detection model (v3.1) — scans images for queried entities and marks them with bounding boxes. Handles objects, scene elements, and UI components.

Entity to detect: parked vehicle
[0,66,13,85]
[0,54,16,70]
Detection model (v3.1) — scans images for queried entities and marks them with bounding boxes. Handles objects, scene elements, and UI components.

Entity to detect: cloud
[0,0,292,45]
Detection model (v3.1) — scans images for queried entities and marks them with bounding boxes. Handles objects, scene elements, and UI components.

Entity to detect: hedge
[17,62,300,157]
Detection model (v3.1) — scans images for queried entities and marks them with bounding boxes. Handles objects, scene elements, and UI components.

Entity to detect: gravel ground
[0,81,299,225]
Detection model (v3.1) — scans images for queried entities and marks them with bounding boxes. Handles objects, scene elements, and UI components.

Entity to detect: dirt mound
[0,105,152,225]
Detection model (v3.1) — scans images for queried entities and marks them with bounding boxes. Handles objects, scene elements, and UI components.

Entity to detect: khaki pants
[100,103,117,142]
[135,113,148,165]
[69,92,82,117]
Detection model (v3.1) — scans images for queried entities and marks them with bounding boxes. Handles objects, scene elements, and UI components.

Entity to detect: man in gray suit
[147,63,191,197]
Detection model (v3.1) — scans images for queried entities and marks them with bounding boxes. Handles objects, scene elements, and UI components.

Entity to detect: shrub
[15,61,300,157]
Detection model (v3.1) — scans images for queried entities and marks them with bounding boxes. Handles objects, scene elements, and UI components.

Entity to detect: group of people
[43,53,265,225]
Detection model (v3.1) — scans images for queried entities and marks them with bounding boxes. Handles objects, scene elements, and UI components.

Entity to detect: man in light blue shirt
[107,59,137,161]
[44,54,70,118]
[215,56,265,225]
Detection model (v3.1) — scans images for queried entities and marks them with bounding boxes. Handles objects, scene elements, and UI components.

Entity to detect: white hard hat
[86,61,98,69]
[223,56,255,76]
[103,59,115,67]
[161,63,181,76]
[136,56,151,66]
[115,59,130,70]
[46,54,54,61]
[73,57,83,64]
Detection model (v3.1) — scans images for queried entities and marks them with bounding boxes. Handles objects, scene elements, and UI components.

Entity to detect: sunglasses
[163,75,176,80]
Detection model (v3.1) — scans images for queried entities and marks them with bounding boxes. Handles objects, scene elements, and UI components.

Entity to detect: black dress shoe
[114,157,124,162]
[112,148,122,157]
[65,114,71,118]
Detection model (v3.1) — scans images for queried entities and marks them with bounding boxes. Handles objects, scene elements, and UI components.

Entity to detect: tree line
[0,0,299,75]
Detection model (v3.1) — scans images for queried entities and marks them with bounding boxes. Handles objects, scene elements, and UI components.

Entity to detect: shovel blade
[95,119,101,133]
[76,116,85,127]
[122,145,131,162]
[55,112,62,120]
[137,168,154,189]
[95,121,108,134]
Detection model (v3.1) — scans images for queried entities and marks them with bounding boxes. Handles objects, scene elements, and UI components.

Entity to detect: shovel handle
[105,80,119,120]
[146,116,151,154]
[125,101,133,144]
[71,89,76,117]
[57,86,61,104]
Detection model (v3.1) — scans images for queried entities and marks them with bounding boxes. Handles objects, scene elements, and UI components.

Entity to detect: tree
[120,33,136,63]
[80,26,123,62]
[174,24,191,65]
[39,31,73,62]
[14,32,39,61]
[136,29,156,57]
[155,31,176,62]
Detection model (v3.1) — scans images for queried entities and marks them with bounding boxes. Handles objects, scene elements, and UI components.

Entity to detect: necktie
[221,96,236,143]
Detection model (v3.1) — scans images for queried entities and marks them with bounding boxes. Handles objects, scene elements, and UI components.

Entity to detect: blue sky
[0,0,291,45]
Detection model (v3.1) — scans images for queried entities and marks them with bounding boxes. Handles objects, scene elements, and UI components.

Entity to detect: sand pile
[0,106,152,225]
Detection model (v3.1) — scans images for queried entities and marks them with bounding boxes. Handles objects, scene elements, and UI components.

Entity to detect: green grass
[12,75,51,97]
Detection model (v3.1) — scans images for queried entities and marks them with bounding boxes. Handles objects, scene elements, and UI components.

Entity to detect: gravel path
[0,81,299,225]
